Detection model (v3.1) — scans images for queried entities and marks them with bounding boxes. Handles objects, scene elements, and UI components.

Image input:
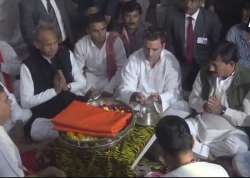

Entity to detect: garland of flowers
[53,126,155,177]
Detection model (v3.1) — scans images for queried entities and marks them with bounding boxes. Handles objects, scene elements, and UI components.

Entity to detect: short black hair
[0,85,4,93]
[121,1,142,16]
[86,13,106,28]
[156,116,193,155]
[242,2,250,11]
[211,41,239,64]
[145,27,166,44]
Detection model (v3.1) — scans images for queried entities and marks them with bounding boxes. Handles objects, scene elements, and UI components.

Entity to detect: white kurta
[0,41,21,77]
[0,126,24,177]
[74,33,127,94]
[163,162,229,177]
[20,51,86,109]
[0,41,21,99]
[0,82,31,132]
[188,72,250,157]
[189,72,250,127]
[119,49,181,111]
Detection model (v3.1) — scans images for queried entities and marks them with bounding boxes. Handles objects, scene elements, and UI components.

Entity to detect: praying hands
[204,97,224,115]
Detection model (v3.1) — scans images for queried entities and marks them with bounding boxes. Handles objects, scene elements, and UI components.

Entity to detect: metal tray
[59,98,136,150]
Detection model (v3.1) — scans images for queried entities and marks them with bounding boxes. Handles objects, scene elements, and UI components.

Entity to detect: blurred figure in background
[226,2,250,69]
[165,0,222,97]
[116,1,149,57]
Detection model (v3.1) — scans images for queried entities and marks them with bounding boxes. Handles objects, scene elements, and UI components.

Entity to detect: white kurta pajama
[119,48,182,112]
[74,33,127,94]
[0,126,24,177]
[188,72,250,158]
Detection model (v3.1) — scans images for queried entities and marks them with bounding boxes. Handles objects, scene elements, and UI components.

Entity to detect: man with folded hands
[20,23,88,141]
[119,27,182,113]
[187,41,250,159]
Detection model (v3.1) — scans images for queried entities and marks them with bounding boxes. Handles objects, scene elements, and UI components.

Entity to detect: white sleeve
[0,42,21,76]
[223,91,250,127]
[0,82,32,131]
[20,64,57,109]
[74,39,87,71]
[119,55,139,104]
[0,152,24,177]
[104,37,127,93]
[68,51,87,95]
[160,56,182,111]
[225,26,236,43]
[189,72,207,113]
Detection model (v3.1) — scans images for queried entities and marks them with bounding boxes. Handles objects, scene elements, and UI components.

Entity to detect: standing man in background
[165,0,222,97]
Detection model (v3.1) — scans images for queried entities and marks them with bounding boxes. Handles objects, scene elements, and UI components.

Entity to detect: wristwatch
[220,106,227,115]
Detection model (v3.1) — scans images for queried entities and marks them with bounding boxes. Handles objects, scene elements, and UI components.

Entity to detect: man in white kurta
[187,42,250,158]
[0,82,31,133]
[119,29,181,112]
[74,15,127,96]
[0,41,22,98]
[0,85,65,177]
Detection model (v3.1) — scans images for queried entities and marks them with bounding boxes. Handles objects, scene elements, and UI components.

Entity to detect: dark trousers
[181,62,200,92]
[24,91,88,140]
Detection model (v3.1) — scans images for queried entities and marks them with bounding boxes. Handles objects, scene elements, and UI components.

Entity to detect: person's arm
[74,39,87,73]
[103,37,127,94]
[210,12,222,48]
[226,26,237,43]
[3,89,32,132]
[67,51,87,95]
[20,64,57,109]
[0,42,21,76]
[19,0,36,46]
[159,55,182,111]
[223,91,250,127]
[118,55,139,104]
[164,11,175,54]
[74,39,92,92]
[0,151,24,177]
[189,72,207,113]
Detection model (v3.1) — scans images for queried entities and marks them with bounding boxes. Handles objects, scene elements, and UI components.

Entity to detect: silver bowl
[135,106,161,127]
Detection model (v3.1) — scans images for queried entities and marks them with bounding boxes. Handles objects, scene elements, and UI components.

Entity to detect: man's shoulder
[130,48,144,57]
[75,35,91,47]
[238,66,250,83]
[165,162,228,177]
[199,8,220,23]
[162,49,180,67]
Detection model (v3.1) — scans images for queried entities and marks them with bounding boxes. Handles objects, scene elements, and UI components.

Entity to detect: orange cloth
[52,101,132,138]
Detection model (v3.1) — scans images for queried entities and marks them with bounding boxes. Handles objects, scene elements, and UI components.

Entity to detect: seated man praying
[187,41,250,159]
[20,23,88,140]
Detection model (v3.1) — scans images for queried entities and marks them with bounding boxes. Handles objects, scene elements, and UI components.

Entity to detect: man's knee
[225,135,249,156]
